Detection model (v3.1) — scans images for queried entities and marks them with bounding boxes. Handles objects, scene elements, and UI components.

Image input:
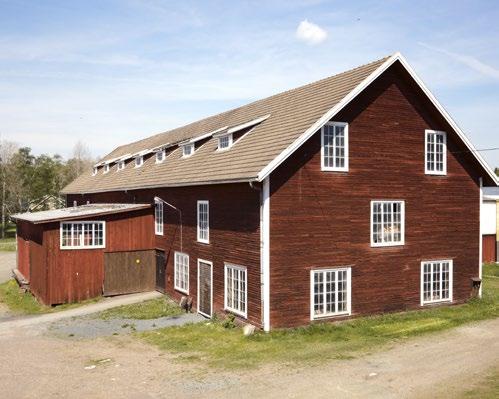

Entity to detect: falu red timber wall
[268,63,483,328]
[16,209,154,305]
[67,183,262,327]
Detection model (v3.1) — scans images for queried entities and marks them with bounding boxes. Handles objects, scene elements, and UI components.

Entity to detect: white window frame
[370,200,405,247]
[420,260,453,305]
[154,199,164,236]
[321,121,349,172]
[182,144,194,158]
[59,221,106,250]
[156,149,166,163]
[425,129,447,175]
[197,200,209,244]
[217,133,233,151]
[174,252,189,294]
[92,167,98,176]
[310,267,352,320]
[224,263,248,318]
[103,164,110,174]
[135,156,143,168]
[117,161,125,171]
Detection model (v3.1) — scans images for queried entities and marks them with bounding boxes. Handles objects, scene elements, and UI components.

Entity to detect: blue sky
[0,0,498,167]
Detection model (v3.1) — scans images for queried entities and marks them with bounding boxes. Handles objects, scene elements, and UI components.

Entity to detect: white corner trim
[256,53,498,186]
[261,177,270,332]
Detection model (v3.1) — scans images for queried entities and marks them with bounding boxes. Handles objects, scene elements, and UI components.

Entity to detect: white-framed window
[155,200,163,235]
[103,164,110,174]
[60,221,105,249]
[117,161,125,171]
[197,200,209,243]
[182,144,194,157]
[156,150,166,163]
[135,156,143,167]
[425,130,447,175]
[421,260,453,305]
[73,200,77,207]
[174,252,189,294]
[217,134,233,151]
[224,263,247,318]
[92,167,98,176]
[371,200,405,247]
[321,121,349,172]
[310,267,351,319]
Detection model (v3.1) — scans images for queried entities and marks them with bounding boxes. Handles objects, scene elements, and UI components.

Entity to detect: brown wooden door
[197,260,212,317]
[483,235,497,263]
[155,250,166,292]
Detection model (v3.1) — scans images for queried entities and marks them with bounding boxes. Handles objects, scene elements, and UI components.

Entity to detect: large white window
[155,200,163,235]
[174,252,189,294]
[425,130,447,175]
[60,221,105,249]
[225,264,247,317]
[371,201,405,247]
[197,200,209,243]
[321,122,349,172]
[421,260,453,305]
[311,267,351,319]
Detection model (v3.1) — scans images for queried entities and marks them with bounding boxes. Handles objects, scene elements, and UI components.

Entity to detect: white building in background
[482,187,499,263]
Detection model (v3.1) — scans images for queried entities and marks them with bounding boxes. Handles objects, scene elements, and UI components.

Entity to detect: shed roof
[62,52,498,194]
[11,203,151,224]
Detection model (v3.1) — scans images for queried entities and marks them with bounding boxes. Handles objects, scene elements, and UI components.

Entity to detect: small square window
[92,167,98,176]
[103,164,110,174]
[182,144,194,157]
[135,156,144,167]
[218,134,232,150]
[156,150,165,163]
[117,161,125,171]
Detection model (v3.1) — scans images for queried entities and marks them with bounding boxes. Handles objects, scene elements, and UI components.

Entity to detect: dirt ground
[0,252,15,283]
[0,317,498,398]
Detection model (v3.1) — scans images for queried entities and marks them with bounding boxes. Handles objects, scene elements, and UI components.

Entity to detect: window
[421,260,453,305]
[103,164,110,174]
[311,268,351,319]
[371,201,405,247]
[197,200,209,243]
[182,144,194,157]
[155,200,163,235]
[92,167,98,176]
[425,130,447,175]
[217,134,233,150]
[135,156,143,167]
[156,150,165,163]
[225,264,247,317]
[321,122,349,172]
[60,221,105,249]
[174,252,189,294]
[117,161,125,171]
[73,200,77,207]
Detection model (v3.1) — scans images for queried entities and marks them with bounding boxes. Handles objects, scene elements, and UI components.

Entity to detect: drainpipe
[479,177,483,298]
[496,198,499,263]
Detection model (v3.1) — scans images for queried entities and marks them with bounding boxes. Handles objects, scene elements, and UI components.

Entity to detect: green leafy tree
[495,167,499,177]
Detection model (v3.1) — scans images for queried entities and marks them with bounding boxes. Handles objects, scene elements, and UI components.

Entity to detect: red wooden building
[14,53,498,329]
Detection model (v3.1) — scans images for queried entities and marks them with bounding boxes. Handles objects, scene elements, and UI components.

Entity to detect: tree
[495,167,499,177]
[0,140,19,237]
[63,141,94,185]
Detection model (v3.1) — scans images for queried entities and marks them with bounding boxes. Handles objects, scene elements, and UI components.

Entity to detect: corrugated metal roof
[11,203,151,224]
[62,56,391,194]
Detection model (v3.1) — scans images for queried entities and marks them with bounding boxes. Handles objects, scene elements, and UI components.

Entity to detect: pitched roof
[62,52,498,194]
[11,203,151,224]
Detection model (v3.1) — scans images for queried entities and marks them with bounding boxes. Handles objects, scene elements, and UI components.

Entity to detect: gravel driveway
[0,252,15,283]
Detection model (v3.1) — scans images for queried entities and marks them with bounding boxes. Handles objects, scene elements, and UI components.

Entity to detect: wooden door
[483,235,497,263]
[155,250,166,292]
[197,259,212,317]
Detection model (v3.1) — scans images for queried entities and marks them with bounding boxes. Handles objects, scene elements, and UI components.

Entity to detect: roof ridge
[103,54,393,158]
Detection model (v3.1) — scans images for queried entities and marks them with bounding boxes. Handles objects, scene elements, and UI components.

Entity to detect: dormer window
[92,167,98,176]
[217,134,233,151]
[117,161,125,171]
[182,144,194,158]
[156,149,166,163]
[135,156,144,167]
[103,164,110,174]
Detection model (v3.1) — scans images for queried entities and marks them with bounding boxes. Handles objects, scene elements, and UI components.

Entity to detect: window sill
[197,240,210,245]
[421,299,452,306]
[311,311,351,320]
[224,307,247,319]
[174,287,189,295]
[371,242,405,248]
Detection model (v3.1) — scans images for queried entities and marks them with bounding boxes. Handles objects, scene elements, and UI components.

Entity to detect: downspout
[496,198,499,263]
[260,178,270,332]
[479,177,483,298]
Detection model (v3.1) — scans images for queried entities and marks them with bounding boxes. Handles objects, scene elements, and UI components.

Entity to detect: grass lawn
[98,297,183,320]
[0,237,16,252]
[0,279,101,315]
[140,268,499,369]
[483,262,499,278]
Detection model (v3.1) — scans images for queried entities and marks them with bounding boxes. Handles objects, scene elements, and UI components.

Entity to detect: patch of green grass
[483,263,499,278]
[461,367,499,398]
[0,237,16,252]
[0,279,102,315]
[139,276,499,369]
[98,297,183,320]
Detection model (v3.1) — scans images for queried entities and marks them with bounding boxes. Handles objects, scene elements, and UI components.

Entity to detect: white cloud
[295,19,328,45]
